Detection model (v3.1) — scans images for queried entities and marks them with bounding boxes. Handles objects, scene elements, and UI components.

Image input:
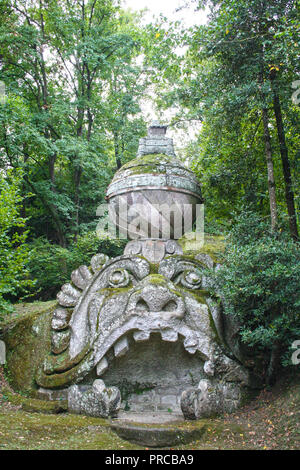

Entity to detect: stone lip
[116,411,184,424]
[110,419,207,447]
[106,174,203,199]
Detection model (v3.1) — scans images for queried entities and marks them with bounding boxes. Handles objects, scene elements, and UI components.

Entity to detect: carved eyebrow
[158,258,202,280]
[99,256,151,281]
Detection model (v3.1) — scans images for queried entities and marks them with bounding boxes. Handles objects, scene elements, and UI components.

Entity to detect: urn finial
[137,120,175,157]
[148,121,167,137]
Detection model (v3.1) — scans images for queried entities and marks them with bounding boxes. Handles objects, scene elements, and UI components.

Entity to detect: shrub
[211,212,300,385]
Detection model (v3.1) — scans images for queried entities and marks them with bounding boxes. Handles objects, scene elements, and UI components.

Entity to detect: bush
[0,169,35,318]
[27,232,126,300]
[211,212,300,384]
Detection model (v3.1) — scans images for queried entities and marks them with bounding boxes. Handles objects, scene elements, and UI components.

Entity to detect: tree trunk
[73,165,82,243]
[18,149,29,236]
[73,101,84,242]
[258,59,278,231]
[261,106,278,230]
[270,73,299,240]
[24,175,66,247]
[266,340,282,386]
[49,152,57,191]
[114,132,122,169]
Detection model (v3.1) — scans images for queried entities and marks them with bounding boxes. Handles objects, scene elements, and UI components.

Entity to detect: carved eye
[176,269,202,290]
[108,269,130,288]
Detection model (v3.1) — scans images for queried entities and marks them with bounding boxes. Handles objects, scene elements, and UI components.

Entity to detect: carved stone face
[36,252,251,414]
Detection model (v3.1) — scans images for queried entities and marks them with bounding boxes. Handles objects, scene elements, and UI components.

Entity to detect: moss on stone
[0,301,56,330]
[0,300,90,394]
[179,234,225,263]
[116,154,190,178]
[99,286,134,298]
[122,154,174,169]
[2,302,56,394]
[42,344,90,375]
[36,350,94,389]
[187,290,209,306]
[114,379,155,405]
[208,308,222,346]
[145,274,169,286]
[0,409,140,450]
[2,387,67,414]
[110,416,245,447]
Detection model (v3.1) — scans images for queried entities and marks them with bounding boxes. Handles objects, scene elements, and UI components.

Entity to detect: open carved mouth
[93,313,210,378]
[37,254,219,391]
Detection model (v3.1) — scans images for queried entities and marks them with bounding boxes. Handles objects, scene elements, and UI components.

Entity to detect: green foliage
[27,232,126,300]
[0,169,35,317]
[0,0,148,246]
[211,212,300,369]
[152,0,299,233]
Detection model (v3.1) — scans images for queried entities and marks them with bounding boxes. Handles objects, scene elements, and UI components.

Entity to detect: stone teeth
[114,337,129,357]
[96,357,109,376]
[183,337,198,354]
[204,360,215,377]
[133,331,150,342]
[161,329,178,342]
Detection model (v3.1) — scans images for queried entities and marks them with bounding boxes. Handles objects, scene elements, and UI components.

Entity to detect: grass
[0,410,141,450]
[0,366,299,450]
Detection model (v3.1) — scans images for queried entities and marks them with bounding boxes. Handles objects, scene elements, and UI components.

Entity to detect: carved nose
[134,285,185,318]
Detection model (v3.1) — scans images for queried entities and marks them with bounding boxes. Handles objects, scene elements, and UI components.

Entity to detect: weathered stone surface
[51,307,72,331]
[51,330,70,354]
[71,265,92,290]
[117,411,184,424]
[203,360,215,377]
[2,302,56,393]
[37,253,254,417]
[110,421,207,447]
[37,387,68,401]
[68,380,121,418]
[195,253,214,268]
[133,331,150,342]
[106,124,203,241]
[114,337,129,357]
[90,253,109,273]
[3,387,68,414]
[29,122,259,421]
[161,329,178,342]
[57,284,81,307]
[136,124,176,157]
[180,379,242,420]
[180,388,199,420]
[96,357,108,376]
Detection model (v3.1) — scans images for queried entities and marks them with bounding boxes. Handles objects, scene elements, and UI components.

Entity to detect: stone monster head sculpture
[36,122,254,419]
[36,250,252,418]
